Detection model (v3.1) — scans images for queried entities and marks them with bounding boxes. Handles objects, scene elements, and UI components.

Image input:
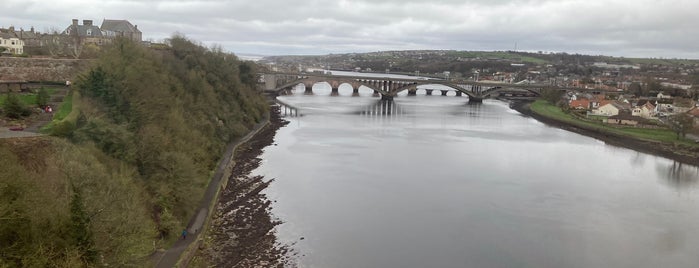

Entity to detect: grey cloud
[2,0,699,58]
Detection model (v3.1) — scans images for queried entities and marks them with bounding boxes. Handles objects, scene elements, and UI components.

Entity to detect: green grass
[530,100,697,146]
[0,88,58,107]
[0,93,37,106]
[41,92,78,134]
[446,51,550,64]
[52,93,73,121]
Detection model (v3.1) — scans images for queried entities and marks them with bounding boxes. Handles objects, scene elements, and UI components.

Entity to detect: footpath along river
[249,83,699,268]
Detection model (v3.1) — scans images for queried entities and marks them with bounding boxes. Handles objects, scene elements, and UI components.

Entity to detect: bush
[37,87,50,108]
[2,93,31,118]
[51,119,76,137]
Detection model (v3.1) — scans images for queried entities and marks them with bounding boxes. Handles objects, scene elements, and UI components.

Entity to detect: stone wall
[0,57,92,82]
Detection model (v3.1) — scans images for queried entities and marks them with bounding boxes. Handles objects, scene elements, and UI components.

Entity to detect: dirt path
[0,127,43,138]
[155,107,285,268]
[1,87,69,138]
[195,105,295,267]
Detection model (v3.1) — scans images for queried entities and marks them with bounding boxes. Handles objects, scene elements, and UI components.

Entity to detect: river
[254,83,699,268]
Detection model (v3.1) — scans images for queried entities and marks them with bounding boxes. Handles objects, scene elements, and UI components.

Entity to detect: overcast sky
[3,0,698,58]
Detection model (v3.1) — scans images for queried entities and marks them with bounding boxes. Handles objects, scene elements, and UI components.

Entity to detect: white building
[0,28,24,54]
[632,102,656,119]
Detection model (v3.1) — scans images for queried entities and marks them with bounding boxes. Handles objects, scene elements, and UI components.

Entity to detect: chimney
[83,20,92,26]
[72,19,78,26]
[8,26,14,32]
[134,25,138,29]
[30,26,34,33]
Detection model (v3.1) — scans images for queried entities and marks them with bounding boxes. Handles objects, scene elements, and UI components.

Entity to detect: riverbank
[190,105,294,267]
[511,100,699,166]
[154,108,272,268]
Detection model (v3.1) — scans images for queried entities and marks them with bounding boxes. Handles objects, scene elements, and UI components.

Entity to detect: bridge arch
[267,72,543,101]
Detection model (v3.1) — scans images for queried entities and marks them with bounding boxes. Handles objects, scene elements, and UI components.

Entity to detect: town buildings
[0,26,25,54]
[1,18,142,57]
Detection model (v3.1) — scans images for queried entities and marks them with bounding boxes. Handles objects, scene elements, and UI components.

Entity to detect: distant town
[262,51,699,132]
[3,18,699,137]
[0,18,143,58]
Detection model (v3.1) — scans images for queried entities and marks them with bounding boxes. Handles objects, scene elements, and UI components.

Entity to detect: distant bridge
[260,72,569,102]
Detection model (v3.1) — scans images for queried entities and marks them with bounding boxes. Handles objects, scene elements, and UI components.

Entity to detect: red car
[8,126,24,131]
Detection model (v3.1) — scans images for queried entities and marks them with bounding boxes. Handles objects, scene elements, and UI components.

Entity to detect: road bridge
[260,72,559,102]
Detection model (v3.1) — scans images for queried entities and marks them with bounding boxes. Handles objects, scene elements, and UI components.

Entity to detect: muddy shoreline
[510,101,699,167]
[198,105,295,267]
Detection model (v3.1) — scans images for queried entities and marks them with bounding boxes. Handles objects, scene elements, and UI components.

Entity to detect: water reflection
[355,100,407,117]
[630,152,647,167]
[657,161,699,189]
[275,102,301,118]
[260,96,699,268]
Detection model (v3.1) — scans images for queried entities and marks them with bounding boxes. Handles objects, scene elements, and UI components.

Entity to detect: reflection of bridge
[262,72,550,102]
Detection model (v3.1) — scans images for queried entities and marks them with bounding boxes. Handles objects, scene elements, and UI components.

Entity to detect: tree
[628,82,642,96]
[644,77,661,95]
[43,27,68,57]
[540,87,564,105]
[69,186,97,263]
[2,93,31,118]
[67,24,83,59]
[36,87,50,108]
[667,113,694,139]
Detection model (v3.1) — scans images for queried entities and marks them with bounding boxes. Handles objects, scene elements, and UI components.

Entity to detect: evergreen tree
[3,93,31,118]
[36,87,50,108]
[69,186,97,263]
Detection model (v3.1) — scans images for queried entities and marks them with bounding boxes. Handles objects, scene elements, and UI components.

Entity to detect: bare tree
[668,113,694,139]
[43,27,69,57]
[66,24,83,59]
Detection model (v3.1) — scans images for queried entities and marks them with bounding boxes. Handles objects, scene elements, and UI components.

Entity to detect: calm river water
[254,84,699,268]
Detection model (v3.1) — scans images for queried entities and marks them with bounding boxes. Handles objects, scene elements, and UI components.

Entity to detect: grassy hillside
[0,36,268,267]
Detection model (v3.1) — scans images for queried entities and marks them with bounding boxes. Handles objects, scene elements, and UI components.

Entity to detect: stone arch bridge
[262,72,549,102]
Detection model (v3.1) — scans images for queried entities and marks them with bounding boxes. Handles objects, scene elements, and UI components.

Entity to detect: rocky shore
[511,101,699,166]
[197,105,296,267]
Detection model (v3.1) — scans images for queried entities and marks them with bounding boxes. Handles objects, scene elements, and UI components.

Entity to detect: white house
[0,28,24,54]
[657,92,673,99]
[632,102,656,119]
[591,102,627,116]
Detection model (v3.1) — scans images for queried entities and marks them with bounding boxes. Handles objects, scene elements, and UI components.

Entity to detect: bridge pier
[304,85,313,95]
[407,89,417,96]
[381,94,394,101]
[331,87,339,96]
[425,89,433,96]
[440,90,448,96]
[373,90,380,97]
[352,87,360,97]
[455,91,462,97]
[468,97,484,103]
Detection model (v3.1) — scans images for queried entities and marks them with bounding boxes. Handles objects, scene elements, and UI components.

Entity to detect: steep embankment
[512,101,699,166]
[0,37,268,267]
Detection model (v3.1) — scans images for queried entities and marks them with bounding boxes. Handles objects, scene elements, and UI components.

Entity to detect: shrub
[2,93,31,118]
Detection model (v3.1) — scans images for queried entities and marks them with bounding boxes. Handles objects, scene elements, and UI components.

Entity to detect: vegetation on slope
[0,36,267,267]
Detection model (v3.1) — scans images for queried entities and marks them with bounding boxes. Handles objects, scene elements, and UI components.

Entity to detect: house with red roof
[569,99,590,110]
